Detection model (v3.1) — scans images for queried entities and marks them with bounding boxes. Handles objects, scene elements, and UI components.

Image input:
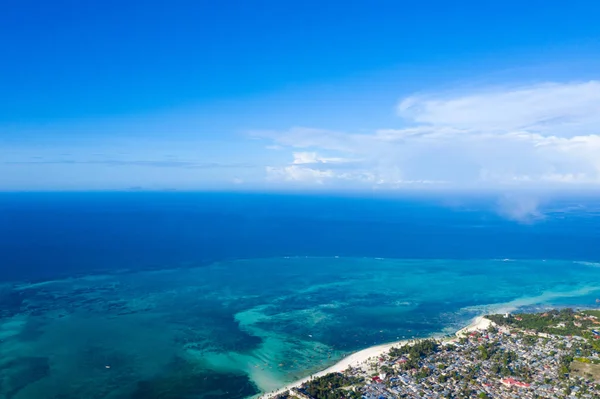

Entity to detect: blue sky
[2,0,600,190]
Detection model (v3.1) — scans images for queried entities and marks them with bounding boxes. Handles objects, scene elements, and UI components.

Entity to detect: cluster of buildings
[276,312,600,399]
[360,328,597,398]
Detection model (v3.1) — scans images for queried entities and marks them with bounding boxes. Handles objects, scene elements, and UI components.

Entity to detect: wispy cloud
[495,194,545,223]
[291,152,357,165]
[398,81,600,135]
[257,81,600,189]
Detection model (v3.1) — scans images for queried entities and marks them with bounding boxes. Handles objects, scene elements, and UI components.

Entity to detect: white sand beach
[259,316,493,398]
[455,316,492,337]
[258,341,407,398]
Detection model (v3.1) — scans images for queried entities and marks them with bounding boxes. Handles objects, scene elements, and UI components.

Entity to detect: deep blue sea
[1,192,600,398]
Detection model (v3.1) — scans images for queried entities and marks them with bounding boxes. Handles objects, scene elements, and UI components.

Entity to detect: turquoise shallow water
[1,257,600,398]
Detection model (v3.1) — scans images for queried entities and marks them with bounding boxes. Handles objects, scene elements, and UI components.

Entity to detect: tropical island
[261,309,600,399]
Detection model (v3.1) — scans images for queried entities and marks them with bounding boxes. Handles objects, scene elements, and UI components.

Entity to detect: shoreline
[258,316,493,398]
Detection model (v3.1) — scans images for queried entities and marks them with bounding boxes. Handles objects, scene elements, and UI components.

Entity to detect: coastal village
[261,309,600,399]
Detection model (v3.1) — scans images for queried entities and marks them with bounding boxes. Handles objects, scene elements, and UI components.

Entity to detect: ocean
[1,192,600,398]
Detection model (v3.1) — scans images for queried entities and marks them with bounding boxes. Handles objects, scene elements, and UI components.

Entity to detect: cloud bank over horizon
[3,80,600,194]
[259,81,600,190]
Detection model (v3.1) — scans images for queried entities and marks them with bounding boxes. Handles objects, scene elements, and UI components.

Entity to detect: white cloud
[259,81,600,188]
[291,152,353,165]
[495,194,544,223]
[266,165,335,184]
[255,127,359,152]
[398,81,600,135]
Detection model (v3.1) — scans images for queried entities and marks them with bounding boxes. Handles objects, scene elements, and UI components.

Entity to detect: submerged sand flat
[1,258,600,399]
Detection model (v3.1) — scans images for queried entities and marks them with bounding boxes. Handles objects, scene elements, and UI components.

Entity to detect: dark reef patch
[167,303,263,353]
[0,288,30,319]
[0,356,50,399]
[129,357,258,399]
[15,317,46,342]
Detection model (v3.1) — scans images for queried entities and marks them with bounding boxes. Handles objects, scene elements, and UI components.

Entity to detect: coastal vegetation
[389,339,439,370]
[571,360,600,382]
[488,308,599,338]
[269,309,600,399]
[301,373,362,399]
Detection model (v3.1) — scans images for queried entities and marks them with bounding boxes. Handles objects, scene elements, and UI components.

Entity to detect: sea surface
[1,192,600,398]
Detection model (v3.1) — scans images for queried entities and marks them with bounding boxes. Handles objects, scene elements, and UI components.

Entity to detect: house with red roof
[500,378,530,388]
